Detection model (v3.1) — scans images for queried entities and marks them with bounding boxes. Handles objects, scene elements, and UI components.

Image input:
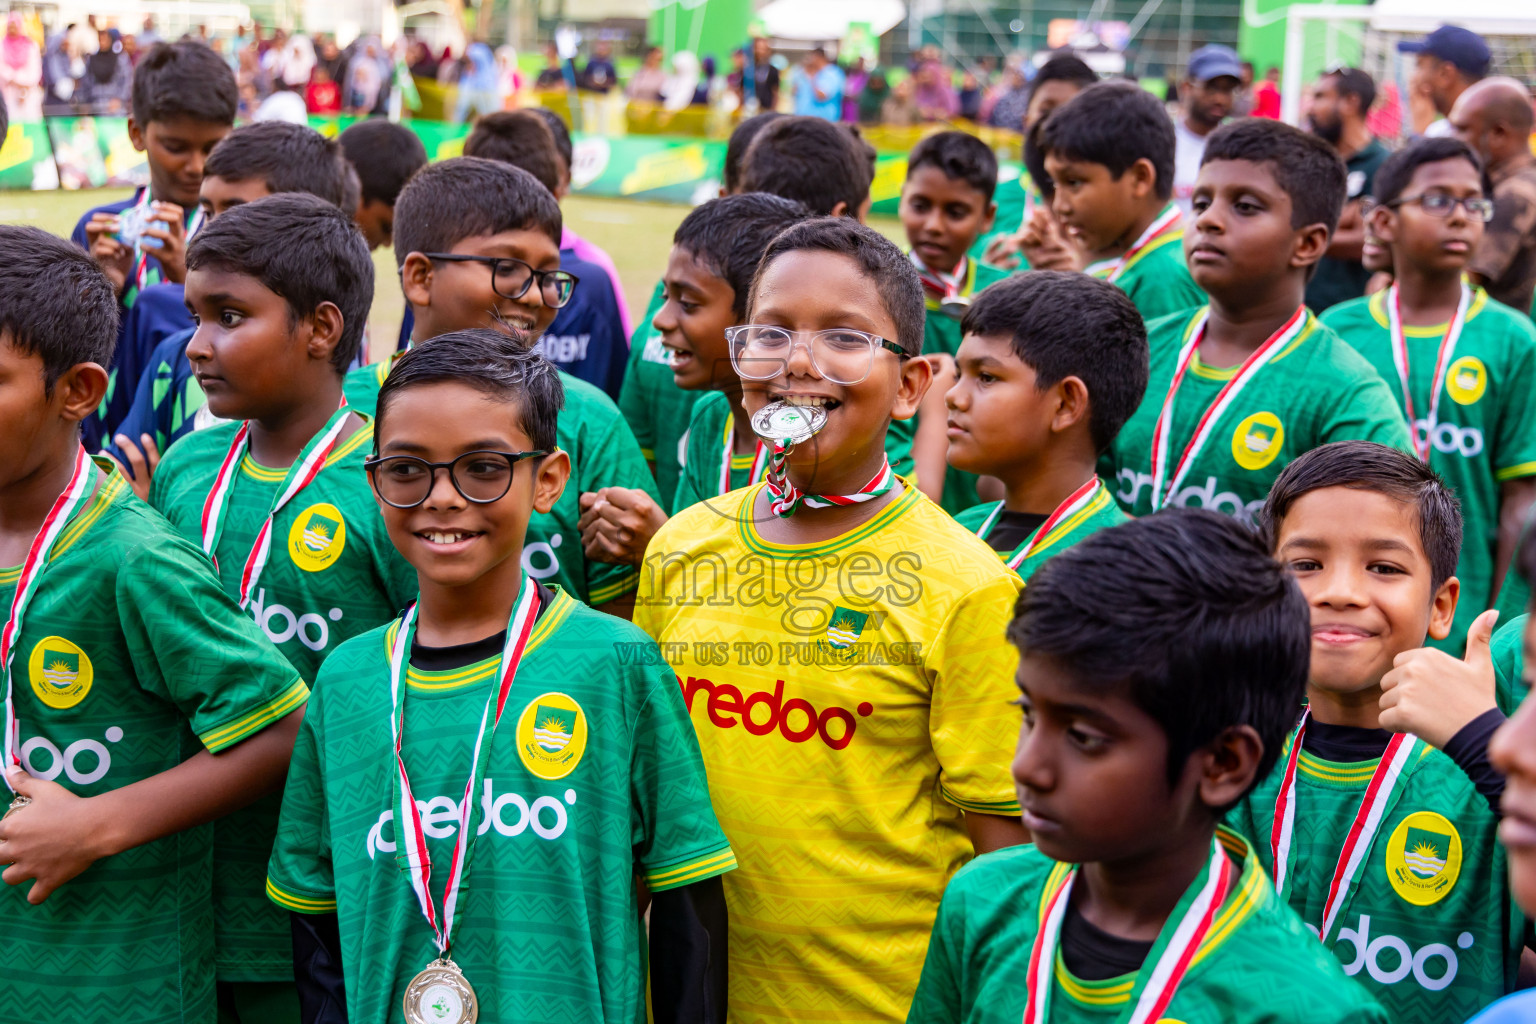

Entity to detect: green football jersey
[1104,308,1414,523]
[968,171,1039,266]
[150,417,416,980]
[1322,288,1536,654]
[345,361,658,607]
[1492,612,1531,715]
[618,279,700,509]
[1097,219,1207,324]
[1226,731,1524,1022]
[673,390,920,517]
[1,466,306,1023]
[266,586,735,1024]
[908,828,1388,1024]
[952,480,1128,581]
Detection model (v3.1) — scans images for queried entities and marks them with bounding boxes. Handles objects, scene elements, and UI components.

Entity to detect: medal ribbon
[1106,204,1183,284]
[198,401,352,608]
[1386,282,1471,462]
[1270,710,1419,941]
[719,412,769,497]
[763,449,895,519]
[975,478,1102,572]
[128,190,206,295]
[389,578,540,957]
[911,251,967,305]
[2,446,94,791]
[1148,306,1308,511]
[1022,836,1234,1024]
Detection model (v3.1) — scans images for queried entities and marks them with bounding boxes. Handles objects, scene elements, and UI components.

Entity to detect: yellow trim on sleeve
[643,847,738,890]
[50,473,128,559]
[1118,227,1183,276]
[940,781,1021,815]
[200,678,310,752]
[588,571,640,606]
[327,420,375,465]
[1496,461,1536,482]
[266,876,337,914]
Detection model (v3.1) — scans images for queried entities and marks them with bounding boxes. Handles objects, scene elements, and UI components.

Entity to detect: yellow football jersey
[635,482,1023,1023]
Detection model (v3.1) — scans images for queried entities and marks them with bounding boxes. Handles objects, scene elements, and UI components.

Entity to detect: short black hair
[750,217,925,356]
[463,111,563,195]
[393,157,563,268]
[338,119,428,208]
[740,116,869,217]
[1039,81,1176,200]
[1024,120,1054,203]
[1011,509,1310,797]
[724,111,785,193]
[526,107,573,176]
[187,193,374,374]
[961,271,1148,452]
[204,121,351,209]
[0,226,118,392]
[1324,66,1376,117]
[906,130,998,203]
[1029,53,1097,102]
[131,41,237,128]
[376,328,564,452]
[1259,441,1462,593]
[1372,136,1482,208]
[674,193,809,318]
[1202,118,1347,233]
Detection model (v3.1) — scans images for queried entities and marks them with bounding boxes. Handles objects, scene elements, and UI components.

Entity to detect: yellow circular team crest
[1386,810,1462,906]
[516,692,588,780]
[287,502,347,573]
[28,636,93,709]
[1230,412,1285,471]
[1445,356,1487,406]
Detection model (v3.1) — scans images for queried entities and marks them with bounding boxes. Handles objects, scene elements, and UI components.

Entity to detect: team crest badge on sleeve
[1386,811,1462,906]
[287,502,347,572]
[1445,357,1487,405]
[28,636,92,709]
[1230,412,1284,471]
[516,692,588,780]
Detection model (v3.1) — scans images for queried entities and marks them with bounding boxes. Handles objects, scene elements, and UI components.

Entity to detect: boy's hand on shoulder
[1018,210,1082,273]
[105,433,162,501]
[1379,609,1499,749]
[981,232,1024,270]
[0,769,117,905]
[85,213,131,296]
[579,487,667,566]
[141,201,189,284]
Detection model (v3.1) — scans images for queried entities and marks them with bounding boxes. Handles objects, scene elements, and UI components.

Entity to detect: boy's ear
[54,363,110,423]
[980,199,997,237]
[891,353,933,422]
[400,252,435,309]
[532,448,571,515]
[305,301,346,364]
[1195,724,1265,811]
[1128,157,1157,200]
[126,116,146,154]
[1288,221,1332,271]
[1427,575,1460,642]
[1367,203,1396,245]
[828,200,851,219]
[1049,375,1090,435]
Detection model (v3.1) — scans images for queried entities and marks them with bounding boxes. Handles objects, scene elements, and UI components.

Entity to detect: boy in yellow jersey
[635,218,1027,1023]
[947,271,1144,580]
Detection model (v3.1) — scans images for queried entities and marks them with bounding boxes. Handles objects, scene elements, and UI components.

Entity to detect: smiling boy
[1104,119,1412,524]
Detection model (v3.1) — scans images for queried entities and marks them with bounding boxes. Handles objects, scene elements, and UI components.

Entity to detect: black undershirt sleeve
[291,912,347,1024]
[648,875,728,1024]
[1441,708,1508,813]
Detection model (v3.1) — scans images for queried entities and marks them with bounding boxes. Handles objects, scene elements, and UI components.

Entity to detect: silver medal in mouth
[751,401,828,447]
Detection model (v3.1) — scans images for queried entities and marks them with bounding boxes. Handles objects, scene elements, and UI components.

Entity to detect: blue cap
[1397,25,1491,79]
[1186,44,1243,84]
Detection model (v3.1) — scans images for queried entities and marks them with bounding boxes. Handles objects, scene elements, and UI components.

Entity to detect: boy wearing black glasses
[148,193,417,1021]
[269,328,734,1024]
[1324,138,1536,653]
[347,157,658,616]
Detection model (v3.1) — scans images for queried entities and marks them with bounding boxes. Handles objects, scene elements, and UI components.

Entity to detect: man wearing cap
[1173,44,1242,214]
[1306,67,1391,312]
[1452,76,1536,314]
[1400,24,1491,138]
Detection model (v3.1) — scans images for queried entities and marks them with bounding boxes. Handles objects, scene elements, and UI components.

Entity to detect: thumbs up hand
[1379,609,1500,749]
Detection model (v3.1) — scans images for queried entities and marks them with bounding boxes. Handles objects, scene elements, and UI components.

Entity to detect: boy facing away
[636,218,1027,1022]
[1104,118,1413,524]
[908,510,1387,1024]
[0,227,305,1023]
[1323,138,1536,653]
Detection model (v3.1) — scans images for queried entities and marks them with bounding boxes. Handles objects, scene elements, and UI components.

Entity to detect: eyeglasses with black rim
[365,449,550,508]
[421,253,580,308]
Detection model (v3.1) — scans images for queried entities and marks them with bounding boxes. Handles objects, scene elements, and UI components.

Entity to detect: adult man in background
[1401,24,1490,138]
[1173,44,1242,213]
[1306,66,1390,312]
[1452,76,1536,314]
[791,47,843,120]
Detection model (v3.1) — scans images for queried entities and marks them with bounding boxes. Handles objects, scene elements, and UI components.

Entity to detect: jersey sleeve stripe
[939,783,1021,815]
[266,876,337,914]
[642,846,738,891]
[588,571,641,606]
[1495,461,1536,481]
[199,678,310,752]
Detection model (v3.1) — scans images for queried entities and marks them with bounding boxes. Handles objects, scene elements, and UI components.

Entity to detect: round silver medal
[403,958,478,1024]
[751,402,827,447]
[938,295,972,319]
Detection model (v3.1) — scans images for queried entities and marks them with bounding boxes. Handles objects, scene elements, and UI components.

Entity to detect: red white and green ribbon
[199,401,351,608]
[719,412,770,497]
[911,251,967,305]
[2,446,95,790]
[764,449,895,518]
[389,576,539,958]
[975,477,1102,572]
[1148,306,1308,511]
[1270,710,1420,941]
[1105,204,1183,284]
[1023,835,1234,1024]
[1386,281,1471,463]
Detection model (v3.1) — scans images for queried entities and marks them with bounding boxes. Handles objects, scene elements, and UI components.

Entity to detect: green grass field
[4,189,903,361]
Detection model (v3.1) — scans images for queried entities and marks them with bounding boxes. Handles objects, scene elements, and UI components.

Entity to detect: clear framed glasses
[1385,193,1496,222]
[423,253,579,307]
[724,324,908,386]
[365,449,549,508]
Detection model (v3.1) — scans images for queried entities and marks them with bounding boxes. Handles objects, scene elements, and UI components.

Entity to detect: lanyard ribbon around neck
[911,251,967,305]
[719,412,770,498]
[1386,282,1472,463]
[975,477,1101,572]
[2,446,95,791]
[1106,205,1183,283]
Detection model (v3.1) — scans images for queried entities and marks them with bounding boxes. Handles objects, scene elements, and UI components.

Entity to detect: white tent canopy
[756,0,906,42]
[1368,0,1536,36]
